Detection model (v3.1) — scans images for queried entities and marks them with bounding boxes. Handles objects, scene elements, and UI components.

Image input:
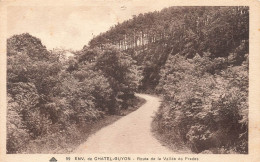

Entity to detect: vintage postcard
[0,0,260,162]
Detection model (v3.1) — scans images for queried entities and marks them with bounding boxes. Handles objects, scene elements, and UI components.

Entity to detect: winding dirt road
[74,94,172,154]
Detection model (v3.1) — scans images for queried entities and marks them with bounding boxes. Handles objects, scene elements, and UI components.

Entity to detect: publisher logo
[49,157,57,162]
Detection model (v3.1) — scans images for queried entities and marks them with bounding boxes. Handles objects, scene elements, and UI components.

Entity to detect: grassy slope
[19,96,146,154]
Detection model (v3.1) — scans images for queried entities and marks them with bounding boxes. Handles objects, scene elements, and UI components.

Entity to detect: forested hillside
[90,6,248,90]
[7,34,142,153]
[88,6,249,153]
[7,6,248,154]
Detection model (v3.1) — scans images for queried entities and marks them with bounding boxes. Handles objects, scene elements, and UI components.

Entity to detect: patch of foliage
[154,53,248,153]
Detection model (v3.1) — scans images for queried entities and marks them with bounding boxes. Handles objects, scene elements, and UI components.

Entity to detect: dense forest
[7,6,248,154]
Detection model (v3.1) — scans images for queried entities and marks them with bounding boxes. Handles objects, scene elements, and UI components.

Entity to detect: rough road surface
[74,94,173,154]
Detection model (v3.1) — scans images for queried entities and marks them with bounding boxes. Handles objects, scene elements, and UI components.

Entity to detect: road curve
[74,94,173,154]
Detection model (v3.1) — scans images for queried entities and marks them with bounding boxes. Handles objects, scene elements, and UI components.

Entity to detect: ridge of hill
[87,6,248,90]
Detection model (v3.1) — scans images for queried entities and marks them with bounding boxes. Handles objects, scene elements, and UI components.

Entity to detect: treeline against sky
[90,6,248,90]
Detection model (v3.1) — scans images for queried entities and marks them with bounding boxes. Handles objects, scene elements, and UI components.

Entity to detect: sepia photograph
[1,0,260,161]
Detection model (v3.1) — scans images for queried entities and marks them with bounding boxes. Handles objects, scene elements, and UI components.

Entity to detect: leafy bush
[7,94,29,153]
[154,53,248,153]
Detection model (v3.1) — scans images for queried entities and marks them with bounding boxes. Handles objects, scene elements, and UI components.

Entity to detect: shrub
[154,53,248,153]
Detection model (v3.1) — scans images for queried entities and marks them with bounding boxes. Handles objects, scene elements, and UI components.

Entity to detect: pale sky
[7,3,173,51]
